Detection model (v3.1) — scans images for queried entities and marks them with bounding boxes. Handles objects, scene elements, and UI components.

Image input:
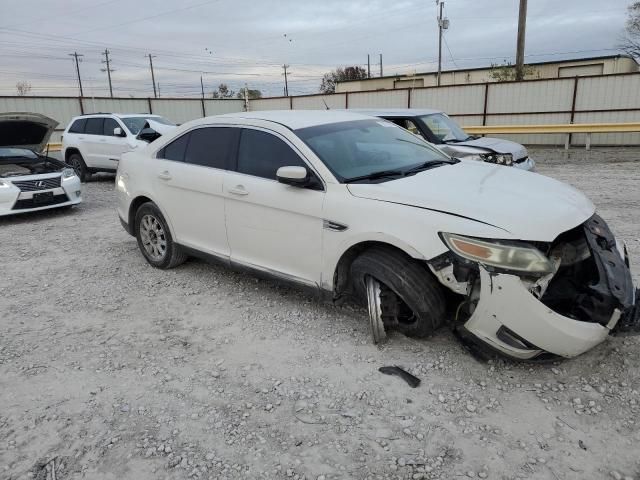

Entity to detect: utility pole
[367,54,371,78]
[379,54,383,77]
[101,49,114,97]
[147,54,157,98]
[515,0,528,81]
[68,52,84,97]
[437,1,444,86]
[200,76,205,100]
[282,64,289,96]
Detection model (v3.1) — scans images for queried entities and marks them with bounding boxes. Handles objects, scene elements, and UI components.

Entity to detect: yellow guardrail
[45,142,62,152]
[464,122,640,149]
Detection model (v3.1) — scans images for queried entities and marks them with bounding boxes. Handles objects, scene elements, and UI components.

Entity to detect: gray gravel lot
[1,148,639,480]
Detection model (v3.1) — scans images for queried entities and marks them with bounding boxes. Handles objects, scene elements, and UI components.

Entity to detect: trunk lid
[0,112,59,153]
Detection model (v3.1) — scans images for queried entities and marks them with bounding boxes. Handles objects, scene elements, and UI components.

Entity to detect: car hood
[346,161,595,242]
[0,112,59,153]
[449,136,528,160]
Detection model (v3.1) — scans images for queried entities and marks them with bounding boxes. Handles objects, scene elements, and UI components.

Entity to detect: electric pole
[101,49,114,97]
[200,76,205,100]
[147,54,157,98]
[282,64,289,96]
[379,54,383,77]
[515,0,528,81]
[367,54,371,78]
[436,0,445,86]
[68,52,84,97]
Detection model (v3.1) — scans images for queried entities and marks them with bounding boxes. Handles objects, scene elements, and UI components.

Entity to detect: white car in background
[62,113,175,181]
[115,111,638,360]
[0,112,81,216]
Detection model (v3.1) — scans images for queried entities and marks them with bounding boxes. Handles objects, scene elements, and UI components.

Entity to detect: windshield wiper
[404,159,458,175]
[344,169,405,183]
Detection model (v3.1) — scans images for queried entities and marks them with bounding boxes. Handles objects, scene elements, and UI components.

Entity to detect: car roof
[348,108,443,117]
[209,110,381,130]
[74,113,163,118]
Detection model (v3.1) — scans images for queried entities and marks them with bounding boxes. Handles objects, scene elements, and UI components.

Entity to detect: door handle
[158,171,172,181]
[228,185,248,196]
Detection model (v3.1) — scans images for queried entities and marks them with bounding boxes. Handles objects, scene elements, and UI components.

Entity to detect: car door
[223,127,325,286]
[82,117,107,168]
[153,126,237,258]
[100,117,131,169]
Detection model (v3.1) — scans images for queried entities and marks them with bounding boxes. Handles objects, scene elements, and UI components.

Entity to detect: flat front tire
[351,247,446,340]
[134,202,186,269]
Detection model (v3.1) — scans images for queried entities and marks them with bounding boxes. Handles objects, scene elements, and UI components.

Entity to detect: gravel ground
[1,148,639,480]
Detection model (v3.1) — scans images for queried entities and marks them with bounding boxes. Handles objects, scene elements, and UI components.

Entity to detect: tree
[16,81,32,96]
[621,2,640,59]
[236,88,262,99]
[319,66,368,94]
[488,61,536,82]
[211,83,235,98]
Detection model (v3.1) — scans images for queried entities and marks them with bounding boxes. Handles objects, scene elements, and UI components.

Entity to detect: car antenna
[322,98,330,110]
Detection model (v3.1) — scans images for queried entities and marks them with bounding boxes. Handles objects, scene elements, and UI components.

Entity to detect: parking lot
[1,148,639,480]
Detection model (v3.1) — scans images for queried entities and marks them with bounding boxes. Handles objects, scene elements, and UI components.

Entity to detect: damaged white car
[1,112,81,216]
[116,111,638,360]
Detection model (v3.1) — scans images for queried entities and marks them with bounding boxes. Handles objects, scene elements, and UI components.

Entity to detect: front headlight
[482,153,513,166]
[441,233,553,274]
[0,179,10,188]
[62,168,76,179]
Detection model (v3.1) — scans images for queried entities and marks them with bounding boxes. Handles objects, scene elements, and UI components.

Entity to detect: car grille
[11,176,62,192]
[12,194,69,210]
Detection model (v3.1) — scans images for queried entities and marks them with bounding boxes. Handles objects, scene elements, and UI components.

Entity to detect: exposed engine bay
[0,148,67,178]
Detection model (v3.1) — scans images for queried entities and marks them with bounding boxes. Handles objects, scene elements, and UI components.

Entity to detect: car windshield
[419,113,471,143]
[295,119,453,183]
[0,147,38,159]
[121,116,174,134]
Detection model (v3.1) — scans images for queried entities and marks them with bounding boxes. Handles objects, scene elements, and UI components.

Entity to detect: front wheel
[351,247,446,341]
[68,153,91,182]
[134,202,187,269]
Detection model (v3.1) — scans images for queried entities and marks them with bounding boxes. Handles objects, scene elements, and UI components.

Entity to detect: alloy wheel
[139,214,167,261]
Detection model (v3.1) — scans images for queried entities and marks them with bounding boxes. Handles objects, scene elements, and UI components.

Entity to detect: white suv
[115,111,637,360]
[62,113,174,181]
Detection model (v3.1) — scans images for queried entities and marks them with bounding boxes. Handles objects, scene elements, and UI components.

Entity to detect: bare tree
[16,81,32,96]
[621,2,640,58]
[320,66,368,94]
[488,61,537,82]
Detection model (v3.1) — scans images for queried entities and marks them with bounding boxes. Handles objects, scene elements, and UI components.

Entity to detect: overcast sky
[0,0,634,98]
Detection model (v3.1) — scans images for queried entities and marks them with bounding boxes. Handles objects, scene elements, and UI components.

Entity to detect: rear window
[184,127,238,170]
[85,118,104,135]
[68,118,86,133]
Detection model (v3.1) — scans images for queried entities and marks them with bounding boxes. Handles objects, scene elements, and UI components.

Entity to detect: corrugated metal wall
[2,73,640,146]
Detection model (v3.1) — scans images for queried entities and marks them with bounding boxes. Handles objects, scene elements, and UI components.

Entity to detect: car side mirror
[276,166,309,187]
[113,127,125,137]
[138,127,161,143]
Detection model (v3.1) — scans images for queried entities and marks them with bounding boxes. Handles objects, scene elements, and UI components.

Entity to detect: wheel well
[333,241,418,297]
[129,196,153,231]
[65,147,81,162]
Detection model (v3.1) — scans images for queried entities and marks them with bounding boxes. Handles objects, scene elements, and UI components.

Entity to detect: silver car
[353,108,536,171]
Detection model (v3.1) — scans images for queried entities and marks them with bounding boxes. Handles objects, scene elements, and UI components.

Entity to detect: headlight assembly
[441,233,553,274]
[482,153,513,166]
[62,168,76,179]
[0,179,10,188]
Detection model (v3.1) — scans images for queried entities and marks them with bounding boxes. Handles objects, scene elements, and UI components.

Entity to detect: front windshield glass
[0,147,38,159]
[419,113,470,142]
[295,119,452,182]
[122,116,174,135]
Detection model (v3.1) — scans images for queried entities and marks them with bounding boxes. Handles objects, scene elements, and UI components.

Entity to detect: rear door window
[85,118,104,136]
[236,128,305,180]
[184,127,238,170]
[68,118,87,133]
[158,132,190,162]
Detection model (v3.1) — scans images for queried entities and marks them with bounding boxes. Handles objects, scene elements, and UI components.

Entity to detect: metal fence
[2,72,640,146]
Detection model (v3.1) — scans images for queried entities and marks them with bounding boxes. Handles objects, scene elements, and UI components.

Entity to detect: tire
[351,246,446,338]
[68,153,91,182]
[134,202,187,269]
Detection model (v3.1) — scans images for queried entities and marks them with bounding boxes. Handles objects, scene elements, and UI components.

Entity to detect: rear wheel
[68,153,90,182]
[351,247,446,341]
[134,202,187,269]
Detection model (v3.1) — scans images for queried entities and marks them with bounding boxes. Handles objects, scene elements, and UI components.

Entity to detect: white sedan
[116,110,638,360]
[1,113,81,216]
